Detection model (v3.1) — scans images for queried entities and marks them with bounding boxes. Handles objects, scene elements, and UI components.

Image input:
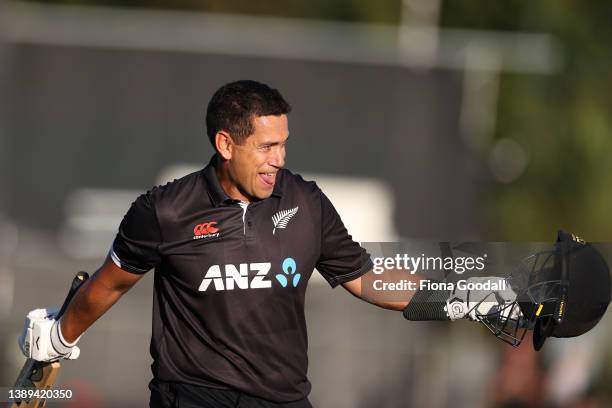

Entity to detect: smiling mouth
[258,172,276,187]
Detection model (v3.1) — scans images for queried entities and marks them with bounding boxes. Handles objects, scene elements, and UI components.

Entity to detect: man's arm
[343,268,520,326]
[60,256,144,343]
[342,269,423,311]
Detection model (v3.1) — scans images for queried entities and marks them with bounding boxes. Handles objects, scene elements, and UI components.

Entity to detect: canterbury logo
[272,207,298,235]
[193,221,220,240]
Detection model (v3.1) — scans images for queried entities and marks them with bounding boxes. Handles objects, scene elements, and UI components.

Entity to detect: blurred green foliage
[441,2,612,240]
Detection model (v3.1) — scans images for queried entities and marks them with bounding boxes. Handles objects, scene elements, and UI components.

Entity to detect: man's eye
[259,145,272,151]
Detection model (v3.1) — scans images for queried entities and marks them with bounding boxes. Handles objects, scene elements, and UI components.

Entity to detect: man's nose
[270,146,285,168]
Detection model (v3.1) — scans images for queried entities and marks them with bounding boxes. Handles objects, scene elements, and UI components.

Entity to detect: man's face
[225,114,289,201]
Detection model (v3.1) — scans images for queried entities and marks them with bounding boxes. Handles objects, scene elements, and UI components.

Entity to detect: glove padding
[445,277,522,322]
[18,308,80,362]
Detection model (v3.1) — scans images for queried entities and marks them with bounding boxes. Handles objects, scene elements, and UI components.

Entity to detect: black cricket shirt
[111,156,373,402]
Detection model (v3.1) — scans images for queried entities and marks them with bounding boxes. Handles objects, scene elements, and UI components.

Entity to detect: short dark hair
[206,80,292,148]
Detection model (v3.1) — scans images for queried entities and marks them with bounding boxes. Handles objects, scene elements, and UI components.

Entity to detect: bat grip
[56,271,89,319]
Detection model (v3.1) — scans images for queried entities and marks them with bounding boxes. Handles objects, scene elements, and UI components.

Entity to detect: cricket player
[17,80,535,407]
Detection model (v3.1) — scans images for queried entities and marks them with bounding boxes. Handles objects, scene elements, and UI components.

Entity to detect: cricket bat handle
[57,271,90,319]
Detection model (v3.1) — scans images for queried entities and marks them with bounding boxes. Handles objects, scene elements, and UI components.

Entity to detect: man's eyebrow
[259,136,290,146]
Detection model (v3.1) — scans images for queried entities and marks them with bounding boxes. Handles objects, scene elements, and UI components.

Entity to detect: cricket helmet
[479,230,610,350]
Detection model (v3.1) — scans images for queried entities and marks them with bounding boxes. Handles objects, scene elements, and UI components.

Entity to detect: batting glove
[445,277,521,322]
[18,308,81,362]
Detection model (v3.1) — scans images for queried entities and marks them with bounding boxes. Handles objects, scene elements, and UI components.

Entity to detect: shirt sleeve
[316,191,373,287]
[111,192,162,274]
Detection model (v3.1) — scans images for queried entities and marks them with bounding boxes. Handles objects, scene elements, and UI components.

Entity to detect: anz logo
[275,257,301,287]
[199,257,300,292]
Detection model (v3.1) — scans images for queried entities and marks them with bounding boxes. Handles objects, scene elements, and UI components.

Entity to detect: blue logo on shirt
[275,257,301,287]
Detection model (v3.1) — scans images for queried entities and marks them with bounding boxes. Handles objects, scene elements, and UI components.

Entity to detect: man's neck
[214,156,251,203]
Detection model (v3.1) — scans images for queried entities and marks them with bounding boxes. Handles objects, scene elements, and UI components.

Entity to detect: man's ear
[215,131,233,160]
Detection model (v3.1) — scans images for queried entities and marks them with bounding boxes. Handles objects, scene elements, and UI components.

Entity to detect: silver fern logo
[272,207,299,235]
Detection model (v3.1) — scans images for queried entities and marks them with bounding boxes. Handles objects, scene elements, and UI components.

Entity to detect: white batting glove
[18,308,81,362]
[445,277,521,322]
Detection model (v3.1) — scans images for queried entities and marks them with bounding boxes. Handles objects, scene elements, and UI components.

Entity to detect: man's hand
[445,277,521,322]
[18,308,81,362]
